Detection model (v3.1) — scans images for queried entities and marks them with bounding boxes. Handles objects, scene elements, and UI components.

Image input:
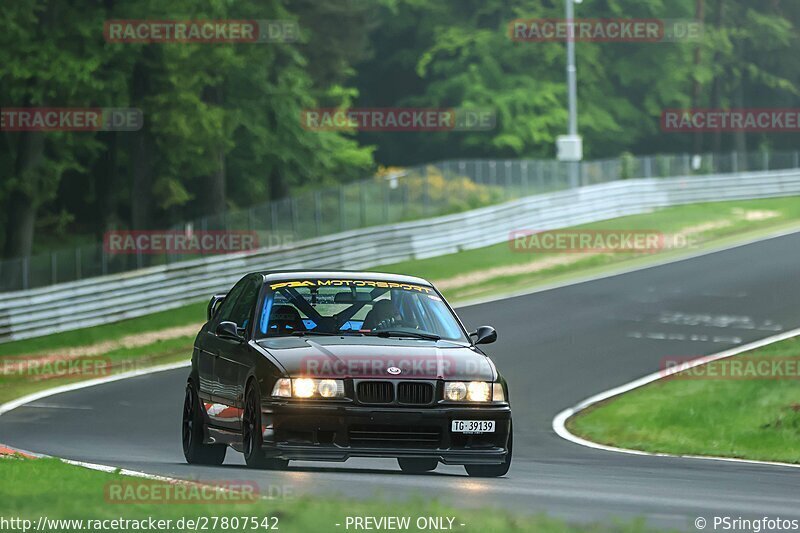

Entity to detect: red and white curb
[0,361,193,481]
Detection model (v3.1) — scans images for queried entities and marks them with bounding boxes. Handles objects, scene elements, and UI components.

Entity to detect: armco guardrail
[1,168,799,343]
[6,149,799,292]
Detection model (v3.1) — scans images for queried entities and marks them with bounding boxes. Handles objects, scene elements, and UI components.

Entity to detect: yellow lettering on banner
[269,279,431,293]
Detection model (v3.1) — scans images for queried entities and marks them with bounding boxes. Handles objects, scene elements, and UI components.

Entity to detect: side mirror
[207,294,226,321]
[470,325,497,345]
[216,321,243,341]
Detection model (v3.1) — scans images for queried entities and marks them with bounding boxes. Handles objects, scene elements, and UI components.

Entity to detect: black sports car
[182,271,512,477]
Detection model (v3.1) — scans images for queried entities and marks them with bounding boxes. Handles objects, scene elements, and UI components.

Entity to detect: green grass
[567,336,800,464]
[0,303,204,357]
[2,196,799,407]
[0,335,194,404]
[377,196,800,302]
[0,458,660,533]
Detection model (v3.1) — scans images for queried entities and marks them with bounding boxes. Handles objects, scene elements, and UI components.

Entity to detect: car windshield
[257,279,467,342]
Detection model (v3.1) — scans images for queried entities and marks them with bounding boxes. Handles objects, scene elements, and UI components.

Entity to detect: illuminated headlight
[271,378,345,399]
[444,381,505,402]
[293,378,316,398]
[467,381,491,402]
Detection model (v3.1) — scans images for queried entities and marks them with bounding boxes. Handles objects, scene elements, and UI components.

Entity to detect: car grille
[397,382,434,405]
[356,381,394,404]
[348,425,441,448]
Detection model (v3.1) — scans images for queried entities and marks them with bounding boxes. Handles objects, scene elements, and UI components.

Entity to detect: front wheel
[397,458,438,473]
[182,382,227,465]
[243,382,288,470]
[464,423,512,478]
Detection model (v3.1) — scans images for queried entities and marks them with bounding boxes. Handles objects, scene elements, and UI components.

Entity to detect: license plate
[451,420,495,434]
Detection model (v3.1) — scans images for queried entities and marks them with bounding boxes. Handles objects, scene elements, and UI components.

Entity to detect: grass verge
[0,458,659,533]
[1,196,799,405]
[567,336,800,464]
[378,196,800,303]
[0,336,193,404]
[0,303,205,357]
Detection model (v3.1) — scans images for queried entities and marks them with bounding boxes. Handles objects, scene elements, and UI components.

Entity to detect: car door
[208,274,262,431]
[197,281,246,404]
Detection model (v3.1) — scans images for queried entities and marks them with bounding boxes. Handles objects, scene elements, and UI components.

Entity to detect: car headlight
[444,381,505,402]
[467,381,491,402]
[272,378,292,398]
[492,382,506,402]
[444,381,467,401]
[271,378,345,399]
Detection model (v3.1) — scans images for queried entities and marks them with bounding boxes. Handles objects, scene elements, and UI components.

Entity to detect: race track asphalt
[2,232,800,530]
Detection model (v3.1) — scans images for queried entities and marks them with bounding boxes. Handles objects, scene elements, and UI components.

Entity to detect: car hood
[255,336,495,381]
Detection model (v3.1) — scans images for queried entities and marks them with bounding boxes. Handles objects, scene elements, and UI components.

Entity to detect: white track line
[2,228,800,472]
[0,361,198,485]
[458,225,800,309]
[0,442,182,481]
[552,327,800,469]
[0,443,280,500]
[0,361,189,416]
[3,225,799,419]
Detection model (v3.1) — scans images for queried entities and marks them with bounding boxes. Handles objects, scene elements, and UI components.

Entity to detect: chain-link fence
[2,150,798,292]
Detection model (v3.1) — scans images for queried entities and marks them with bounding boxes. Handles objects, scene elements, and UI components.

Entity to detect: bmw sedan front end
[184,272,512,477]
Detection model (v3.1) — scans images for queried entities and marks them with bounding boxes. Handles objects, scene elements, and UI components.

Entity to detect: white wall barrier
[1,169,799,342]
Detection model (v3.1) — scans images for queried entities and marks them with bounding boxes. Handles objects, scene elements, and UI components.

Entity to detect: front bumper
[259,402,512,465]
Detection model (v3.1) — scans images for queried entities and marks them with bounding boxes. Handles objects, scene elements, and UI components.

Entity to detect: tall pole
[566,0,578,138]
[565,0,580,187]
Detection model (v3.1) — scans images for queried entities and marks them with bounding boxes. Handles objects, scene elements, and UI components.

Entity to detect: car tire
[464,422,512,478]
[182,382,227,465]
[397,458,438,473]
[243,381,289,470]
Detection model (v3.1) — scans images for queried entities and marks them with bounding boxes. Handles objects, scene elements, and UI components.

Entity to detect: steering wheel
[374,316,419,331]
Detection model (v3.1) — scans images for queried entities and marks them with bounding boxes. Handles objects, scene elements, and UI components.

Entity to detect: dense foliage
[1,0,798,259]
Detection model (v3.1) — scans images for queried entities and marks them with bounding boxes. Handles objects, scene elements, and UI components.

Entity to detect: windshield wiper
[289,331,364,337]
[369,330,441,341]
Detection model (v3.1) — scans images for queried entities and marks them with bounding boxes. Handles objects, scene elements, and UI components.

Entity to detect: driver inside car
[361,299,402,331]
